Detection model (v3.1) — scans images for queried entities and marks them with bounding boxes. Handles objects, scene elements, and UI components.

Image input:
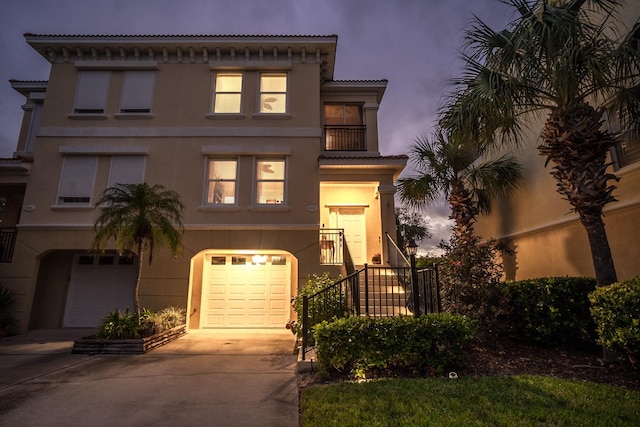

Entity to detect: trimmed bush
[589,278,640,367]
[313,314,476,376]
[97,306,186,339]
[497,277,597,348]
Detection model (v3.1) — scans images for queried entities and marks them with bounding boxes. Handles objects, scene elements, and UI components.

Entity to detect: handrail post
[363,264,369,316]
[302,295,309,361]
[410,254,420,317]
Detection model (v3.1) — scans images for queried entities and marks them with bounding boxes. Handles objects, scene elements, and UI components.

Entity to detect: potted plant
[371,253,381,264]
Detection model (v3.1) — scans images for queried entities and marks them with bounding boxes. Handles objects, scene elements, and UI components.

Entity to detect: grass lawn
[300,375,640,426]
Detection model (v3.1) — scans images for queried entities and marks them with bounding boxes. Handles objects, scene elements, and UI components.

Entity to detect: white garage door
[200,254,290,328]
[63,254,137,327]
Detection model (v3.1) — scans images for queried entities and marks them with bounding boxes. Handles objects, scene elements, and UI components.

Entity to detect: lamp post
[406,239,420,317]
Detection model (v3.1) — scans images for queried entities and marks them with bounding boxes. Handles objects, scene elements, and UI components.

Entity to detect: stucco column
[377,184,398,264]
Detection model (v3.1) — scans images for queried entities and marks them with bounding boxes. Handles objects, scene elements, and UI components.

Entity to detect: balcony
[324,125,366,151]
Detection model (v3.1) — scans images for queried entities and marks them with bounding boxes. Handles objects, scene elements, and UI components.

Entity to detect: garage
[62,254,137,327]
[200,253,290,328]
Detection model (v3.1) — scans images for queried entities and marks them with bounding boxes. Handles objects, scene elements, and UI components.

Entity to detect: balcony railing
[324,125,366,151]
[0,228,17,263]
[319,228,345,265]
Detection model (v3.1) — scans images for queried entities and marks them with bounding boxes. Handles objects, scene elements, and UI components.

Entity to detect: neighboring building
[1,34,406,333]
[474,5,640,283]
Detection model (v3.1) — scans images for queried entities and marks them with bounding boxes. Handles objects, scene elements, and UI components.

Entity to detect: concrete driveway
[0,329,299,427]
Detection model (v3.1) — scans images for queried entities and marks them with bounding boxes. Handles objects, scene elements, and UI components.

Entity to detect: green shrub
[497,277,597,348]
[313,314,476,377]
[438,233,507,330]
[98,306,186,339]
[97,308,140,339]
[289,273,344,341]
[589,278,640,367]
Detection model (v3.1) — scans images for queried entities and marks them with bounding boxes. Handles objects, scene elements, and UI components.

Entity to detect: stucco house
[0,34,407,334]
[474,3,640,283]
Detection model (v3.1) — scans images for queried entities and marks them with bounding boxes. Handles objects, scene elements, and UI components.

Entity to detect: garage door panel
[63,255,137,328]
[270,285,286,295]
[201,254,291,328]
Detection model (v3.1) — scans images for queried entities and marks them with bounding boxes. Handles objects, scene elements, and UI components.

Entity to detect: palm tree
[443,0,640,285]
[398,128,523,237]
[93,183,185,320]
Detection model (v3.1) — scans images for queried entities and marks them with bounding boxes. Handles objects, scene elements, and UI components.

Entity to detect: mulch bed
[297,338,640,391]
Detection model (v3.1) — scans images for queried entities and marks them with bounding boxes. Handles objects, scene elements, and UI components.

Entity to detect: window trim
[257,72,289,115]
[204,157,240,207]
[211,72,244,115]
[72,70,111,117]
[253,157,288,207]
[118,70,156,115]
[54,155,98,208]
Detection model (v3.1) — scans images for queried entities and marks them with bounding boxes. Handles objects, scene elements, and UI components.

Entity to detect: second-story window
[74,71,110,115]
[206,159,238,204]
[57,156,98,205]
[108,156,146,186]
[324,104,365,150]
[120,71,156,114]
[213,73,243,113]
[259,73,287,113]
[255,159,286,204]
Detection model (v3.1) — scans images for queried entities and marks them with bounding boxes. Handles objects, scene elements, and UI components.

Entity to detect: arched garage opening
[30,250,137,329]
[188,249,297,330]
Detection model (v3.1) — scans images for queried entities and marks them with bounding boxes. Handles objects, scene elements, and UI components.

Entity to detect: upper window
[213,73,243,113]
[259,73,287,113]
[74,71,110,114]
[325,104,363,125]
[57,156,98,204]
[255,159,286,204]
[324,104,365,151]
[206,159,238,205]
[120,71,156,114]
[108,156,145,187]
[606,115,640,169]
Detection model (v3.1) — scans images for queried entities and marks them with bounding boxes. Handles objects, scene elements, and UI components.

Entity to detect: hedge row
[589,278,640,367]
[313,314,476,376]
[496,277,597,348]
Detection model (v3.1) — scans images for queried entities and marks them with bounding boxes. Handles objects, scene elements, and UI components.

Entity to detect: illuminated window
[259,73,287,113]
[206,159,238,204]
[325,104,362,125]
[213,73,243,113]
[255,159,286,204]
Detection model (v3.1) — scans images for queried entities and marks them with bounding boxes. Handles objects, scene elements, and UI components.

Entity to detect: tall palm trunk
[449,180,478,236]
[540,102,619,286]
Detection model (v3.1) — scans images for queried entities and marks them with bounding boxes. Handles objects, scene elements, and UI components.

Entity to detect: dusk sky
[0,0,514,254]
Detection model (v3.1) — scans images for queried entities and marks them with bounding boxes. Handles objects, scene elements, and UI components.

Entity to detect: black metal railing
[324,125,366,151]
[319,229,344,265]
[0,228,17,263]
[300,264,440,360]
[301,272,358,359]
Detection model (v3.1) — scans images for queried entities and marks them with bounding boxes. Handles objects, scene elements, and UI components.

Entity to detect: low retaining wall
[72,325,186,354]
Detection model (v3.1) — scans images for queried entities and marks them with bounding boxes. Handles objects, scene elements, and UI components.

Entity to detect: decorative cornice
[24,33,338,81]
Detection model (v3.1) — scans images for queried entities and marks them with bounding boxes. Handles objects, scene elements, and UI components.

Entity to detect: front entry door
[330,207,366,265]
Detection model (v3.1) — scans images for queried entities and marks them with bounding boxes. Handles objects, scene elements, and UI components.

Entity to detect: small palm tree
[444,0,640,285]
[93,183,185,320]
[398,128,522,237]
